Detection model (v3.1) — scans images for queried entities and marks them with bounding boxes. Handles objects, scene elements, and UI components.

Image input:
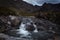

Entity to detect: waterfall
[17,18,38,38]
[33,24,38,33]
[17,22,31,37]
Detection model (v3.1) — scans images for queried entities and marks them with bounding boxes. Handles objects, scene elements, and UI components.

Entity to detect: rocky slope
[0,0,60,25]
[0,0,60,40]
[0,0,40,13]
[0,15,59,40]
[41,3,60,12]
[0,0,60,12]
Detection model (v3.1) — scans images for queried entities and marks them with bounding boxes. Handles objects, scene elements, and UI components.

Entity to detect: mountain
[41,3,60,12]
[0,0,60,24]
[0,0,60,12]
[0,0,41,13]
[35,3,60,25]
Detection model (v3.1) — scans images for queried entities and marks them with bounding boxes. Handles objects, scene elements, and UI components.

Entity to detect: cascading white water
[17,18,38,38]
[17,22,31,37]
[33,24,38,33]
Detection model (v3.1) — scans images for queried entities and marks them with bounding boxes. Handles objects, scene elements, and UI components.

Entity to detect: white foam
[33,24,38,33]
[17,22,31,37]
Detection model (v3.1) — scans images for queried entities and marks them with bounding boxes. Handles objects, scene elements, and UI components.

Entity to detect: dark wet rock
[55,25,60,35]
[5,30,20,37]
[26,25,35,31]
[33,18,57,31]
[0,15,59,40]
[0,33,33,40]
[9,15,21,29]
[0,16,21,33]
[0,16,57,33]
[0,16,11,33]
[31,31,55,40]
[0,38,6,40]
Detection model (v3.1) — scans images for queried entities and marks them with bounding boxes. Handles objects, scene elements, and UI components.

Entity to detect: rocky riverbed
[0,15,59,40]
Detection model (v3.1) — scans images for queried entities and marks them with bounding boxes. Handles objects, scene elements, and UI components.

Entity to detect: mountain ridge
[0,0,60,12]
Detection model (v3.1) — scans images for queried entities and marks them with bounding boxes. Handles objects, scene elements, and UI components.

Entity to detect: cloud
[23,0,60,6]
[23,0,43,6]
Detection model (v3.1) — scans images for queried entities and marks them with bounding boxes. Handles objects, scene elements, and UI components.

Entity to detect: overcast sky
[23,0,60,6]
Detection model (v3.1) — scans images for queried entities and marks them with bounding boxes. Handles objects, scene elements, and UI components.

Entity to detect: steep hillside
[0,0,60,24]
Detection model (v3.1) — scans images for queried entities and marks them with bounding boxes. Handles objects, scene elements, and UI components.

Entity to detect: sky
[23,0,60,6]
